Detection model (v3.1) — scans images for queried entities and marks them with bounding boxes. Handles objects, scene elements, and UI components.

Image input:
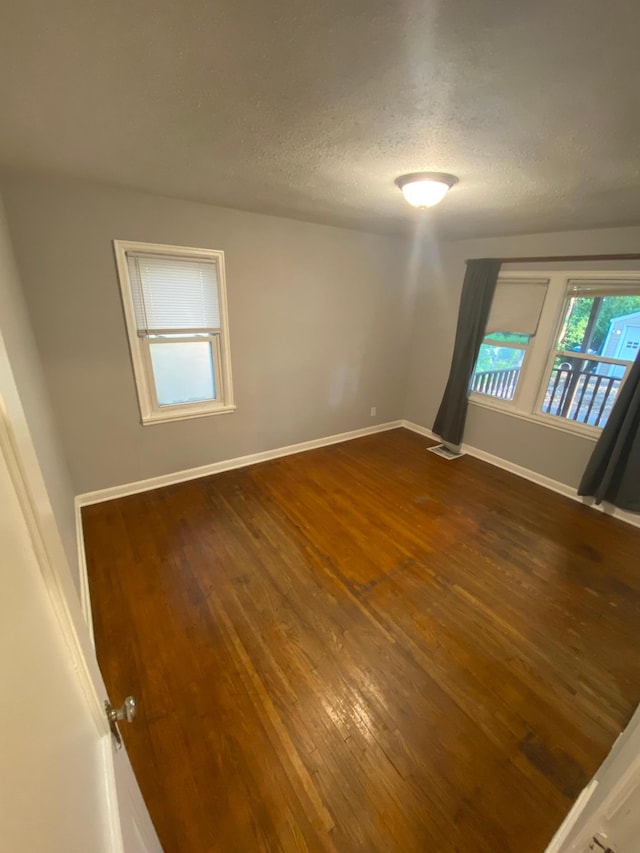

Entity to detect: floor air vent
[427,443,466,461]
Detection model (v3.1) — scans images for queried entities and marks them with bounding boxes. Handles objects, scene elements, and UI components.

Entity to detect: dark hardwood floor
[83,428,640,852]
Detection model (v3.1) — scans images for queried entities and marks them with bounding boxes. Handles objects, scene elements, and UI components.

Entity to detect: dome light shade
[395,172,458,208]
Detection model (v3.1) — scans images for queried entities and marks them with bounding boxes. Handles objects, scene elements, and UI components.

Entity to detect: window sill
[468,395,599,441]
[141,404,236,426]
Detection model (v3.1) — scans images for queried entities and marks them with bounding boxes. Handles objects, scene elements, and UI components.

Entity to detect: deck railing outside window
[470,363,622,428]
[470,367,520,401]
[541,365,621,427]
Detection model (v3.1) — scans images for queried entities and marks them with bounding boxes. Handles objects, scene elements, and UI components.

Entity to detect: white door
[546,702,640,852]
[0,381,162,848]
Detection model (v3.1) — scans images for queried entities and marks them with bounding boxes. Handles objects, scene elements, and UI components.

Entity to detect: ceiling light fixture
[395,172,458,208]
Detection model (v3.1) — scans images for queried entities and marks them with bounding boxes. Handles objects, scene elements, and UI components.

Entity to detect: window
[114,241,234,424]
[469,272,640,437]
[539,284,640,429]
[471,278,548,402]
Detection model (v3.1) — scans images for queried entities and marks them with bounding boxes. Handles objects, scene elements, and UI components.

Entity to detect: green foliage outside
[475,341,525,373]
[560,296,640,353]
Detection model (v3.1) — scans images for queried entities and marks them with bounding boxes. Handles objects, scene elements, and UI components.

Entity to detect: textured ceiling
[1,0,640,238]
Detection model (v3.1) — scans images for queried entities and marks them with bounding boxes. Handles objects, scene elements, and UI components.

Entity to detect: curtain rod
[466,253,640,264]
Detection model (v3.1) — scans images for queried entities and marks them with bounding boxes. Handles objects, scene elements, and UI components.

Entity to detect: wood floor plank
[83,428,640,852]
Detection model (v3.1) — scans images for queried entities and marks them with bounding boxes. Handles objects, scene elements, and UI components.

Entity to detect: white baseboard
[401,419,640,530]
[76,420,404,508]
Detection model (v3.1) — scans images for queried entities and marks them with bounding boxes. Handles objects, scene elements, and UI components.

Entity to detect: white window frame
[113,240,235,425]
[469,270,640,439]
[471,276,548,407]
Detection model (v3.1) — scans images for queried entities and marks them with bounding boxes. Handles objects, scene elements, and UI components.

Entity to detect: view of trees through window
[475,332,529,373]
[560,295,640,354]
[541,294,640,427]
[471,333,529,401]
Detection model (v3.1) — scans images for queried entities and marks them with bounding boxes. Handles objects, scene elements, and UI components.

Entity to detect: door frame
[75,497,96,645]
[545,700,640,851]
[0,354,125,850]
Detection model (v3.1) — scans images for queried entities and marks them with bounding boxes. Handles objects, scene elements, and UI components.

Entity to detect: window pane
[540,356,625,428]
[470,344,525,401]
[558,295,640,358]
[149,341,216,406]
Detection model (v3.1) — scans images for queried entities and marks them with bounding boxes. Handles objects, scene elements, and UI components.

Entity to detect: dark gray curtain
[432,258,502,446]
[578,349,640,510]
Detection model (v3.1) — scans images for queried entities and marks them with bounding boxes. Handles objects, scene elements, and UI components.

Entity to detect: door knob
[105,696,137,749]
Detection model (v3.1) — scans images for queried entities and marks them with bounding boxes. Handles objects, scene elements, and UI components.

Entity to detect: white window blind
[126,253,221,332]
[485,280,548,336]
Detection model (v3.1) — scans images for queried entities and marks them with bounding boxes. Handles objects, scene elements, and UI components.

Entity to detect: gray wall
[1,175,415,495]
[0,196,79,585]
[405,226,640,488]
[6,170,638,499]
